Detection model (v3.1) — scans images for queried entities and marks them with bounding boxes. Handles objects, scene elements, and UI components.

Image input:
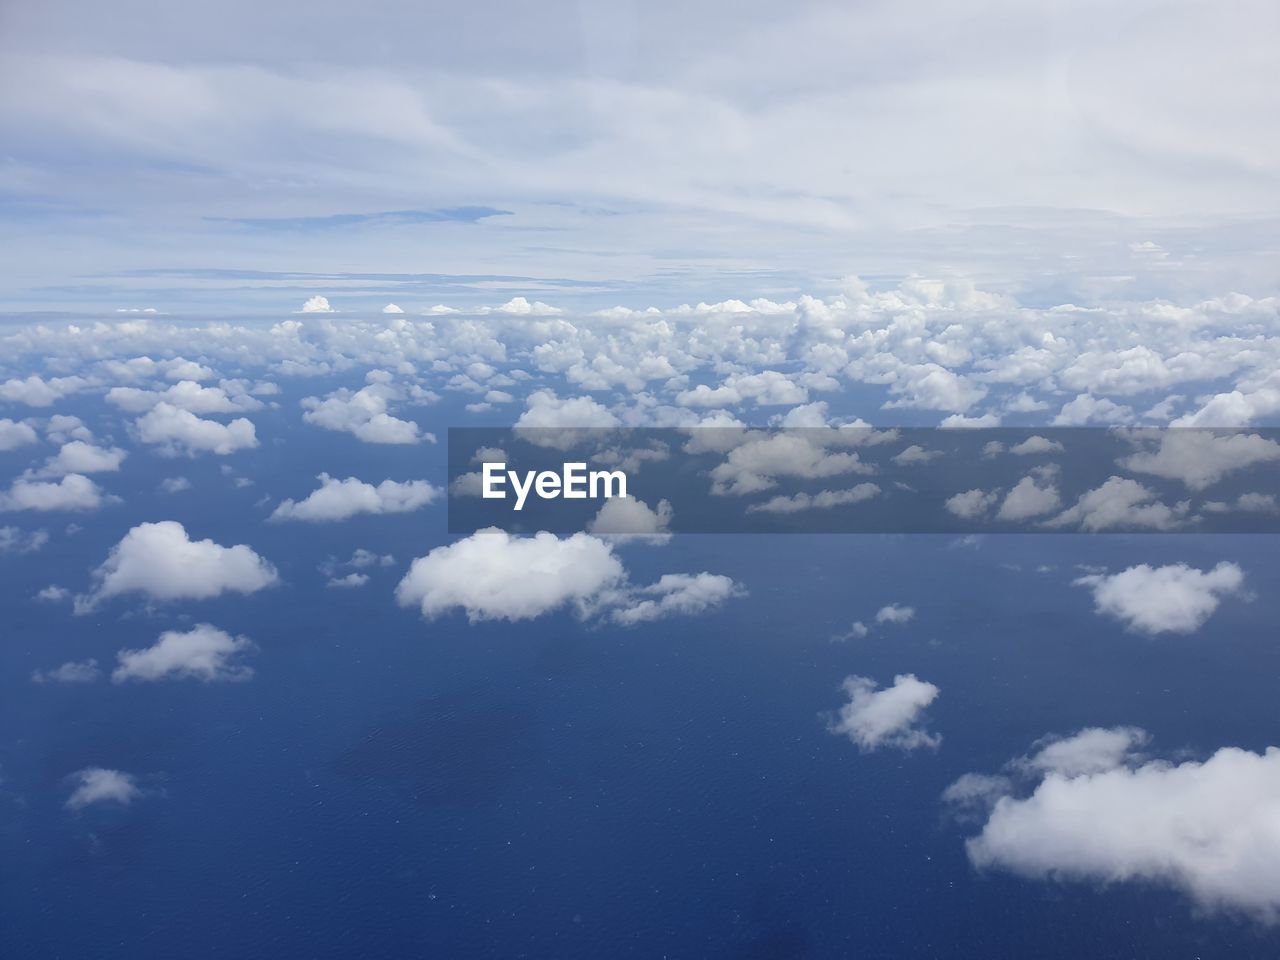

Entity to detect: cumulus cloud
[65,768,142,810]
[397,530,624,622]
[1047,476,1188,531]
[0,375,85,407]
[112,624,255,683]
[951,729,1280,920]
[0,525,50,553]
[0,474,105,512]
[586,496,673,541]
[709,433,874,496]
[945,488,999,519]
[995,474,1061,521]
[300,295,334,313]
[108,380,261,414]
[1119,430,1280,491]
[396,529,739,625]
[76,521,278,612]
[35,441,127,477]
[0,418,38,450]
[136,402,258,455]
[828,674,941,752]
[269,473,440,522]
[1008,435,1064,455]
[1074,561,1245,634]
[301,380,427,444]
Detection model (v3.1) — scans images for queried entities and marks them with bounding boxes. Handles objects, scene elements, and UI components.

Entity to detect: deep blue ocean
[4,392,1280,959]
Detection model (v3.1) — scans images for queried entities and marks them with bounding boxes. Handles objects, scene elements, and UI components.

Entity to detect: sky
[1,0,1278,311]
[3,3,1280,958]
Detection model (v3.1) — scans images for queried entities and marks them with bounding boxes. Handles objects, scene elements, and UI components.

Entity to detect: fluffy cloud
[0,525,50,553]
[269,473,440,522]
[77,521,278,612]
[0,474,105,512]
[709,433,874,496]
[65,768,142,810]
[396,529,739,625]
[1119,430,1280,491]
[136,402,258,455]
[0,375,85,407]
[952,729,1280,920]
[828,673,941,752]
[945,488,999,519]
[995,474,1061,521]
[300,380,426,444]
[1074,561,1245,634]
[107,380,261,414]
[746,483,880,514]
[35,441,127,477]
[397,530,625,622]
[586,496,673,540]
[1047,476,1188,531]
[112,624,255,683]
[0,418,38,450]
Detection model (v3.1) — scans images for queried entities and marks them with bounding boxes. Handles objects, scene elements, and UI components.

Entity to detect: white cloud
[0,375,85,407]
[891,444,943,466]
[0,525,49,553]
[605,573,740,625]
[160,476,192,493]
[1074,561,1245,635]
[945,488,999,519]
[586,496,673,540]
[300,295,334,313]
[1047,476,1188,531]
[397,529,739,626]
[1119,430,1280,491]
[746,483,880,514]
[327,572,369,588]
[65,768,141,810]
[112,623,255,683]
[32,659,101,684]
[397,529,624,622]
[76,520,278,612]
[269,473,440,522]
[515,390,621,431]
[0,418,38,450]
[1008,435,1064,455]
[828,674,941,752]
[995,475,1061,521]
[301,381,426,444]
[107,380,261,414]
[953,730,1280,920]
[382,303,404,314]
[709,433,874,496]
[36,441,127,477]
[875,603,915,624]
[136,402,258,455]
[0,474,105,512]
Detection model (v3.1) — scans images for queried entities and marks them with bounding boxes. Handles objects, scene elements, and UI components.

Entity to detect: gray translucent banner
[447,428,1280,534]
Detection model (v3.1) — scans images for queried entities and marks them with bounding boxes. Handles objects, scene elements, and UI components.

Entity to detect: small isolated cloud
[747,483,880,514]
[136,403,258,455]
[996,475,1061,521]
[301,381,427,445]
[950,729,1280,920]
[586,496,673,541]
[382,303,404,314]
[1047,476,1188,531]
[891,444,943,466]
[269,474,440,522]
[35,441,127,477]
[946,488,999,519]
[160,477,192,493]
[605,573,741,626]
[0,418,39,450]
[397,530,624,622]
[397,529,739,626]
[1,525,49,553]
[327,572,369,589]
[828,674,941,752]
[1119,431,1280,491]
[300,295,335,313]
[112,624,255,683]
[0,474,105,512]
[65,767,141,810]
[76,521,278,612]
[875,603,915,625]
[32,659,101,684]
[1074,561,1245,635]
[1008,435,1064,455]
